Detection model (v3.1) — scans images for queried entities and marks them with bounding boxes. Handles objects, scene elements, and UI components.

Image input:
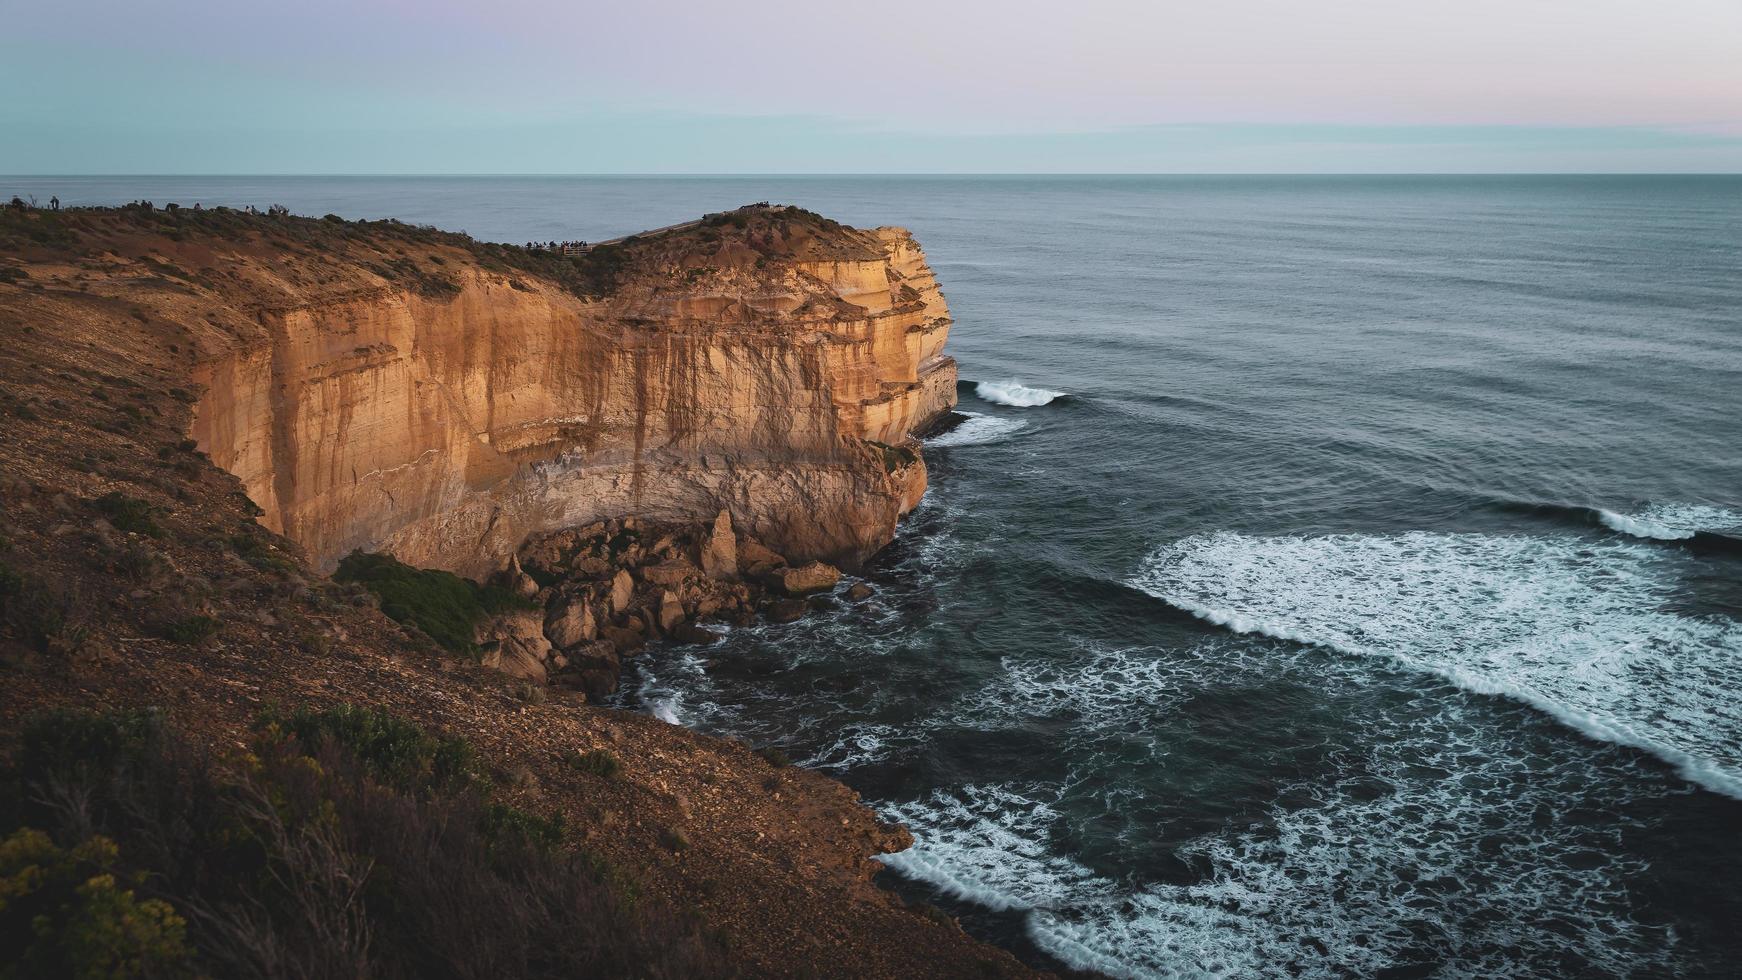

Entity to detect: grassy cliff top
[0,202,891,302]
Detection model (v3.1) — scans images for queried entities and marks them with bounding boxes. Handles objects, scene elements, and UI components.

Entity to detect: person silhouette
[49,196,59,211]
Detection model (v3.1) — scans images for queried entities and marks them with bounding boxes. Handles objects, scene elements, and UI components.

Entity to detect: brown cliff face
[180,206,955,577]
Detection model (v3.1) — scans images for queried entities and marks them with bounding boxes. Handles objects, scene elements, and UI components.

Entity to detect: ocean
[14,175,1742,977]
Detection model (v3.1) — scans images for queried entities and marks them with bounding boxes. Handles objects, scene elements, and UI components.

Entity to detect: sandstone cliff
[0,203,1037,978]
[177,205,955,578]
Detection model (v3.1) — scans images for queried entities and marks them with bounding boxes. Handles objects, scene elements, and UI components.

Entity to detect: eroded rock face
[188,206,956,579]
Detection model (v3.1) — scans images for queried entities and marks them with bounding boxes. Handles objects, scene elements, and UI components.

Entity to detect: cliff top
[0,201,900,304]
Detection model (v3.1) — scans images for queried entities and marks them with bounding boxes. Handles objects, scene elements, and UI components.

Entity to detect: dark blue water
[14,176,1742,977]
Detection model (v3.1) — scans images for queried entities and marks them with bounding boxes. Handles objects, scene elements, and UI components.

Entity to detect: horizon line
[8,171,1742,179]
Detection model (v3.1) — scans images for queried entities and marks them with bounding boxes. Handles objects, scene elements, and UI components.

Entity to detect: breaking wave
[976,380,1066,407]
[927,411,1028,447]
[881,645,1681,978]
[1597,503,1742,541]
[1130,530,1742,798]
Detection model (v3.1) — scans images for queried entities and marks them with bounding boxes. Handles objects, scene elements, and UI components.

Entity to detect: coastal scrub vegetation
[0,706,727,979]
[0,200,873,307]
[333,550,532,655]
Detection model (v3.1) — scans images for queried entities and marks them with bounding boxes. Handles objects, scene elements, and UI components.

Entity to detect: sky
[3,0,1740,174]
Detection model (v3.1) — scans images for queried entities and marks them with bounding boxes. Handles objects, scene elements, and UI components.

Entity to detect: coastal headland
[0,201,1040,978]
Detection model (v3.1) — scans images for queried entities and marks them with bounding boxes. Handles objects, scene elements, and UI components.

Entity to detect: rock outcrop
[184,205,955,579]
[520,514,855,697]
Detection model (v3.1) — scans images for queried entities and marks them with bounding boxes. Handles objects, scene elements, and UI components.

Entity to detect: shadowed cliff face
[174,206,955,577]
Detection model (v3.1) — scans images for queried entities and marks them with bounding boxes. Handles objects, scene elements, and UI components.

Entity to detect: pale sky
[4,0,1740,173]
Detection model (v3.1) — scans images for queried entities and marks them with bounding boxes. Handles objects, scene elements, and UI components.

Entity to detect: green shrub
[0,565,86,655]
[0,829,192,980]
[17,709,164,788]
[333,550,530,655]
[93,492,162,538]
[562,748,621,780]
[262,703,476,796]
[161,615,218,645]
[481,802,566,852]
[3,707,728,978]
[755,746,792,769]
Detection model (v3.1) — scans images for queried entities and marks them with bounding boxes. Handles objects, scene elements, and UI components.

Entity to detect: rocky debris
[610,569,634,614]
[504,553,541,598]
[764,599,808,624]
[478,608,551,683]
[544,596,596,648]
[774,561,841,596]
[658,590,685,633]
[738,536,785,577]
[514,515,831,698]
[643,559,700,587]
[671,622,722,645]
[701,510,737,580]
[601,625,645,657]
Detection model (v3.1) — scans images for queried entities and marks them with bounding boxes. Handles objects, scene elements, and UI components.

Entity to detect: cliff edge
[162,203,955,577]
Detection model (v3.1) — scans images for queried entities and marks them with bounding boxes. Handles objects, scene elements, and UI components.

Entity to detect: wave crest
[1598,503,1742,541]
[927,412,1027,447]
[976,380,1065,407]
[1130,530,1742,799]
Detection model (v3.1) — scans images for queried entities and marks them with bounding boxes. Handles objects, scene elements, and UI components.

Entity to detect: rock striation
[185,204,955,578]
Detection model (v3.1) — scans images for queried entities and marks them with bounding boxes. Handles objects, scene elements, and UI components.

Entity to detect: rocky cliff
[180,205,954,578]
[0,202,1037,978]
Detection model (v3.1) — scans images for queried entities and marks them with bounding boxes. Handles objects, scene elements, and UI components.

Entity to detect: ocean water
[15,175,1742,977]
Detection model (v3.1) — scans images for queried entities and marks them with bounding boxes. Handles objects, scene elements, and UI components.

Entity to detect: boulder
[480,640,547,683]
[845,582,875,602]
[642,559,700,587]
[702,510,738,580]
[671,621,722,645]
[601,625,645,656]
[774,561,840,596]
[553,645,618,699]
[543,597,596,649]
[764,598,807,624]
[504,553,541,599]
[658,590,686,633]
[478,608,551,682]
[609,569,634,614]
[737,535,784,573]
[565,639,619,671]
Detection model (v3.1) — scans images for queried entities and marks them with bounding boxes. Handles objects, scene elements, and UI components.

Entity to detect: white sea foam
[880,744,1675,979]
[801,722,901,770]
[927,411,1027,447]
[976,380,1066,407]
[952,643,1194,737]
[1598,503,1742,541]
[1131,530,1742,798]
[881,632,1683,977]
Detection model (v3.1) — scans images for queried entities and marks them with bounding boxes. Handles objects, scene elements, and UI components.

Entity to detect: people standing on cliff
[49,196,59,211]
